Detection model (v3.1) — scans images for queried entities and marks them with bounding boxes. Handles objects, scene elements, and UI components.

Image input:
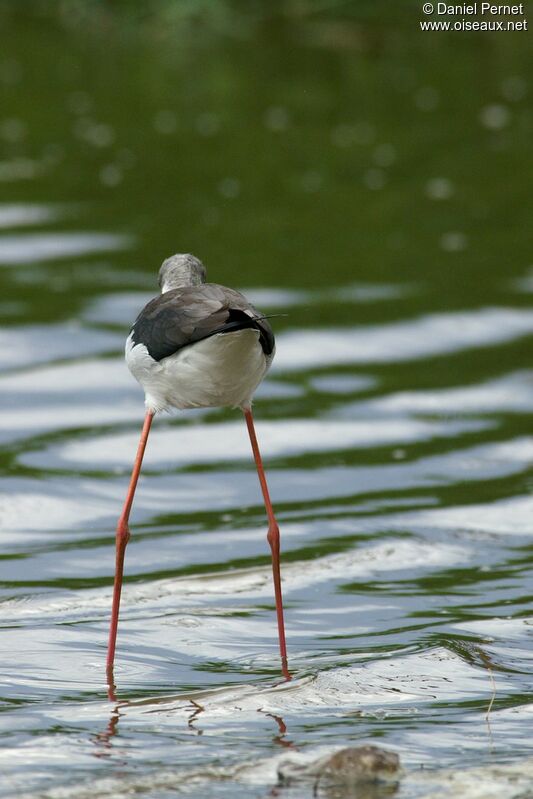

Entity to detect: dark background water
[0,2,532,797]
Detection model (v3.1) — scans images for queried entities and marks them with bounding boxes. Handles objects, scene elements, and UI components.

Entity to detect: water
[1,3,532,797]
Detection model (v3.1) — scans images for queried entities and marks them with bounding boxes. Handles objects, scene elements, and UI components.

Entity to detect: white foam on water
[83,291,152,324]
[449,618,533,670]
[109,647,490,723]
[0,203,61,229]
[83,281,411,332]
[0,490,117,537]
[0,401,146,437]
[239,282,409,309]
[7,437,533,544]
[309,373,377,394]
[0,325,122,370]
[344,370,533,416]
[0,356,301,405]
[0,537,468,625]
[7,743,533,799]
[0,232,132,264]
[230,286,309,308]
[395,494,533,537]
[273,307,533,371]
[452,617,533,638]
[0,357,133,393]
[282,538,470,594]
[19,416,490,471]
[83,287,310,327]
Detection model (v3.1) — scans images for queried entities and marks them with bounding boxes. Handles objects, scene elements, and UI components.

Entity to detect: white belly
[125,329,271,413]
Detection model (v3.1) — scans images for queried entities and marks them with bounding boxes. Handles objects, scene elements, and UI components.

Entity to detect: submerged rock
[277,744,401,794]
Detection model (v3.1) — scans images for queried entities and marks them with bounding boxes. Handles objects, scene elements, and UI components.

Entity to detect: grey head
[158,253,207,293]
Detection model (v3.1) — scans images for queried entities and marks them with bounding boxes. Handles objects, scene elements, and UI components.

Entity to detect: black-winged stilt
[107,253,289,678]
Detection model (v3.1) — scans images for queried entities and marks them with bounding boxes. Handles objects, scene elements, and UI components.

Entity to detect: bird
[106,253,289,680]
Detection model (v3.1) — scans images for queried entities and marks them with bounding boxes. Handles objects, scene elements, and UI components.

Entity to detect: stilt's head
[158,253,207,292]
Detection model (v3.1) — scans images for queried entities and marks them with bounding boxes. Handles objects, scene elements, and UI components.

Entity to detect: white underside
[125,328,271,413]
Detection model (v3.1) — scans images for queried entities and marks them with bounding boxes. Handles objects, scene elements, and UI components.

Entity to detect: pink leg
[243,408,290,680]
[106,411,154,676]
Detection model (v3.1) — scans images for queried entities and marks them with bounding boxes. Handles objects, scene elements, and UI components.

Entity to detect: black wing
[130,283,275,362]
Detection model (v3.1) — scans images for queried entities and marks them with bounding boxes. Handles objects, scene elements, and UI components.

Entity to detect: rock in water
[278,744,401,791]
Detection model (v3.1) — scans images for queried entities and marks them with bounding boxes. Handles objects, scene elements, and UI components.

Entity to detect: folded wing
[130,283,275,362]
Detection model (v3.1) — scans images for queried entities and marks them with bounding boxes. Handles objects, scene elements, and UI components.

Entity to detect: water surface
[0,3,532,797]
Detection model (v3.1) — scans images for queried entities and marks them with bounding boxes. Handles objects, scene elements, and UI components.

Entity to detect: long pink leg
[243,408,290,679]
[107,411,154,675]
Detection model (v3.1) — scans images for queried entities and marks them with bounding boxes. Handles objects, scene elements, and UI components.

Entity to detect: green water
[0,3,532,797]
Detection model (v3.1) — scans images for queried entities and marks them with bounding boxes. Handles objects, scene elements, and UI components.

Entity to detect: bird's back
[125,283,275,412]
